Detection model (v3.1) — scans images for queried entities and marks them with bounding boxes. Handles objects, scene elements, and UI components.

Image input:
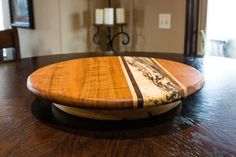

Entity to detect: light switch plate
[159,14,171,29]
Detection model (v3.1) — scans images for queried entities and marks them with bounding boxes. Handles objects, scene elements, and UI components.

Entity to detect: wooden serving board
[27,56,204,119]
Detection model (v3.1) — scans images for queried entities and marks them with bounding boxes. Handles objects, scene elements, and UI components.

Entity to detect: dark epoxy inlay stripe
[150,58,185,97]
[121,57,144,108]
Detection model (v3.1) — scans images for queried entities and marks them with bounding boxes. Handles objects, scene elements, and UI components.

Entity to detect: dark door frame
[184,0,200,56]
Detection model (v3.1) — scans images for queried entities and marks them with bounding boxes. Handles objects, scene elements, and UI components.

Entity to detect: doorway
[205,0,236,58]
[185,0,236,58]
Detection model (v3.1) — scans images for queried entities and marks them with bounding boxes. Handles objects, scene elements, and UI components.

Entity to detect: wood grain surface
[27,56,204,110]
[0,52,236,156]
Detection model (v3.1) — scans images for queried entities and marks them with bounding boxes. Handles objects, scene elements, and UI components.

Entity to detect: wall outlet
[159,14,171,29]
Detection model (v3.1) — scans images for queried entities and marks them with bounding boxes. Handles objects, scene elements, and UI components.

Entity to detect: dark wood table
[0,52,236,156]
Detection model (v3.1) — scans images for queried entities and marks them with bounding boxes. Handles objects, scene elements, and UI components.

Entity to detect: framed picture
[9,0,34,29]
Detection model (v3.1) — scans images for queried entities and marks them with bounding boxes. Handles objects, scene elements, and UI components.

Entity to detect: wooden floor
[0,52,236,157]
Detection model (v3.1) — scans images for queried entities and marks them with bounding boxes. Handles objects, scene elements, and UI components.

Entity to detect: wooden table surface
[27,56,204,110]
[0,52,236,157]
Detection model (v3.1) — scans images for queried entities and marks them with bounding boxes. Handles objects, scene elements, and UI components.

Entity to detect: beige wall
[2,0,62,58]
[120,0,186,53]
[2,0,186,58]
[20,0,62,57]
[60,0,106,53]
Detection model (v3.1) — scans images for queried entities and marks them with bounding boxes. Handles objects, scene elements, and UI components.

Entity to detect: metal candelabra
[93,0,130,52]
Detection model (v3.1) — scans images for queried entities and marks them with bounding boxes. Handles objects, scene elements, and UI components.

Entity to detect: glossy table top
[0,52,236,156]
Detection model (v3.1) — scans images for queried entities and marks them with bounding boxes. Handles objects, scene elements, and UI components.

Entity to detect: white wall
[0,0,3,29]
[2,0,11,29]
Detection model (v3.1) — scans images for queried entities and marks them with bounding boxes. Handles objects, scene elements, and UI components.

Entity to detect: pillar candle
[95,9,104,25]
[116,8,125,24]
[104,8,114,25]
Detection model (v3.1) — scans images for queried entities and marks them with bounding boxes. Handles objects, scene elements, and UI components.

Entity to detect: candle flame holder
[93,24,130,52]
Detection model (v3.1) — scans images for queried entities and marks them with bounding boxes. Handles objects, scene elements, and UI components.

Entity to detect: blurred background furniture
[207,39,226,57]
[224,39,236,58]
[0,27,20,62]
[207,39,236,59]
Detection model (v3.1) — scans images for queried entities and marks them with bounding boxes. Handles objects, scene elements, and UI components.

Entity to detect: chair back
[0,28,21,61]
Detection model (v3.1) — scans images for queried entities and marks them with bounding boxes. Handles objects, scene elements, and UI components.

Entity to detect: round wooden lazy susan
[27,56,204,120]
